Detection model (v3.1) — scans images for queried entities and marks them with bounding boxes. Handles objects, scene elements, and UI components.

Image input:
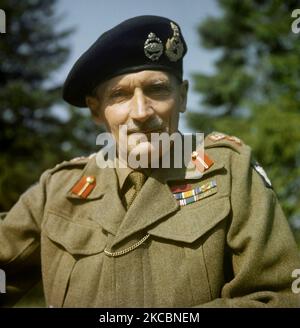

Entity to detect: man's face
[87,70,188,167]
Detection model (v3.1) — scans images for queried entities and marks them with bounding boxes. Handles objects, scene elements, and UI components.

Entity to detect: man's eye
[111,91,125,97]
[109,90,129,100]
[146,85,171,96]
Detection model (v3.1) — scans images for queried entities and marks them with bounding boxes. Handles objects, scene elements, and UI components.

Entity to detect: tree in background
[0,0,99,211]
[188,0,300,242]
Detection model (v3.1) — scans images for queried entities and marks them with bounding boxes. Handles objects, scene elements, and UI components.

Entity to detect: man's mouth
[127,127,165,135]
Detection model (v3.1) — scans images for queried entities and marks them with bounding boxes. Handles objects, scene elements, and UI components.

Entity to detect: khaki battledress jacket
[1,133,300,307]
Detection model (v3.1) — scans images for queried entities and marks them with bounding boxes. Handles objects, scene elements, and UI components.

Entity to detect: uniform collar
[66,133,225,200]
[154,134,224,182]
[115,161,133,191]
[65,156,126,235]
[64,134,225,243]
[115,158,153,191]
[66,156,108,200]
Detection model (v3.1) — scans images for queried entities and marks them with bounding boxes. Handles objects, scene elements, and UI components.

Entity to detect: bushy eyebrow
[109,85,125,93]
[109,79,172,91]
[100,76,177,101]
[146,78,170,84]
[143,78,172,87]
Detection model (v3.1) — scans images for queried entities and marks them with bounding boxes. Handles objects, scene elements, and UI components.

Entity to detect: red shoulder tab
[191,151,214,173]
[71,176,96,199]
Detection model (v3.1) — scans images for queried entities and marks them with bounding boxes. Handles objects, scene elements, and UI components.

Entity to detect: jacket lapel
[111,169,179,247]
[110,149,225,247]
[64,140,225,245]
[66,157,126,235]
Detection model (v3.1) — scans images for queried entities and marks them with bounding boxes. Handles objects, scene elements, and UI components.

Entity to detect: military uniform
[1,133,300,307]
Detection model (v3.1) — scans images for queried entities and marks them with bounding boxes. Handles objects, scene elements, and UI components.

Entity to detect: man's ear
[179,80,189,113]
[86,96,103,125]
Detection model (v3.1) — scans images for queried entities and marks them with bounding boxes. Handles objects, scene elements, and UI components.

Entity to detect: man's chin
[125,142,171,169]
[128,141,153,159]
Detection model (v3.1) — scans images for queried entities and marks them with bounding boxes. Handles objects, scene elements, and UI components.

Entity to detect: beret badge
[144,32,163,61]
[63,16,187,107]
[165,22,184,62]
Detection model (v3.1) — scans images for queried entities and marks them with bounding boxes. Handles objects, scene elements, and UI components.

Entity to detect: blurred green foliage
[0,0,100,212]
[188,0,300,243]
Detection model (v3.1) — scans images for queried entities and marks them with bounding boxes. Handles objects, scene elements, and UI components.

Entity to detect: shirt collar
[115,161,134,190]
[114,157,153,190]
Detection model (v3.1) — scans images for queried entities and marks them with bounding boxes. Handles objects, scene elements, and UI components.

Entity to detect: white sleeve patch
[252,161,272,188]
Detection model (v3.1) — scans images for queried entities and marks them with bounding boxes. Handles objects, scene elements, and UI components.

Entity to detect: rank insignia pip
[71,175,96,198]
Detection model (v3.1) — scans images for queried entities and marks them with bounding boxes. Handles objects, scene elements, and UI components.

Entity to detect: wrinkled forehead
[95,70,178,95]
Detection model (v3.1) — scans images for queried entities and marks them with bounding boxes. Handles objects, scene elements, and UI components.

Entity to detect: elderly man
[1,15,300,308]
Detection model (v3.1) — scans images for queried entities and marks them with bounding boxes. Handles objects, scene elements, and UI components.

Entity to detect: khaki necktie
[122,171,147,210]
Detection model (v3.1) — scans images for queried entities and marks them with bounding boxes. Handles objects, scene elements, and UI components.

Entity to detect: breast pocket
[43,212,106,255]
[148,196,230,243]
[41,212,107,307]
[147,196,230,306]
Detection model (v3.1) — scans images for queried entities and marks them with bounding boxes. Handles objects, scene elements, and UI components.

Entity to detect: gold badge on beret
[165,22,184,62]
[144,32,163,61]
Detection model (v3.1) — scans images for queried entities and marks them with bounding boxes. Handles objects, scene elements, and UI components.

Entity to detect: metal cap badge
[63,16,187,107]
[144,21,184,62]
[144,32,163,61]
[165,22,184,62]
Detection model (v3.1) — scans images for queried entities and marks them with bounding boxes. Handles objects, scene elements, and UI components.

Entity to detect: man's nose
[129,88,154,122]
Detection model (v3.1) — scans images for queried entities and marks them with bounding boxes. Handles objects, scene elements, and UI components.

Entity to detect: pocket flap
[148,196,230,243]
[43,212,106,255]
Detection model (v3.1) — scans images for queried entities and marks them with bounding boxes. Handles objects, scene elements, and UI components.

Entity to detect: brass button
[191,151,198,160]
[86,176,95,184]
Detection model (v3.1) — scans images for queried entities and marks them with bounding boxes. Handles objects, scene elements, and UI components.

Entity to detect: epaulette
[48,153,96,175]
[205,132,245,153]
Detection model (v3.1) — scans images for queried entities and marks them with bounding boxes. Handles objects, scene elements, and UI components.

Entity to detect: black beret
[63,15,187,107]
